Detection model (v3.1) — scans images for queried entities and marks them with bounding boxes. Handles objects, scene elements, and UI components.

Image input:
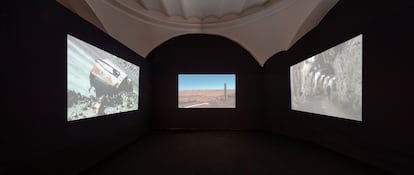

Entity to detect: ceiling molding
[138,0,269,22]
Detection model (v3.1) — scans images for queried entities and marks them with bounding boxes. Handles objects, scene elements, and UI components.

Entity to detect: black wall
[148,34,263,130]
[4,1,414,175]
[264,1,414,174]
[4,2,151,175]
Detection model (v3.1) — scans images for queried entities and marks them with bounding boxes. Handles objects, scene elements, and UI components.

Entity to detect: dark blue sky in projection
[179,74,236,90]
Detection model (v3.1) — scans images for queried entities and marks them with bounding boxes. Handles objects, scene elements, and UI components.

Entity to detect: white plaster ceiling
[57,0,339,66]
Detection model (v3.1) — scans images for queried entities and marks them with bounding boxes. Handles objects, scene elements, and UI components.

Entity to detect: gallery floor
[82,131,389,175]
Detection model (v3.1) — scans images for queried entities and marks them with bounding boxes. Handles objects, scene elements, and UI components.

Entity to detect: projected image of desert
[178,74,236,108]
[290,34,362,121]
[67,35,140,121]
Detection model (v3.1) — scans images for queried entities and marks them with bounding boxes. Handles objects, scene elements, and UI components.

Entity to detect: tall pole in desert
[224,83,227,101]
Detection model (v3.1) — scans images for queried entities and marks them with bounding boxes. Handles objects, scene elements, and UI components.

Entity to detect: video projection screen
[178,74,236,108]
[290,34,362,121]
[67,35,140,121]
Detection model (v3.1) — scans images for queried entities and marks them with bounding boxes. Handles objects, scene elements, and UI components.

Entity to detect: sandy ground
[179,89,235,108]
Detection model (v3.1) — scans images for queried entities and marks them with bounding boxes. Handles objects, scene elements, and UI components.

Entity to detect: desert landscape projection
[178,74,236,108]
[290,34,362,121]
[67,35,140,121]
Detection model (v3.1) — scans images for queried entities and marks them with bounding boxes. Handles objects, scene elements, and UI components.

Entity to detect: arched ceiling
[138,0,269,22]
[57,0,339,66]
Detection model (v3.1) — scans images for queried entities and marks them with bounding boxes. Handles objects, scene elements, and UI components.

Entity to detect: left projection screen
[67,35,140,121]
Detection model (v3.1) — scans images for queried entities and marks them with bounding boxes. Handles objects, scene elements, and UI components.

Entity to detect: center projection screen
[290,34,362,121]
[67,35,140,121]
[178,74,236,108]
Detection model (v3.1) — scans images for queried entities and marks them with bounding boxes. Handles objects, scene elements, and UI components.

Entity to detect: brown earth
[178,89,235,108]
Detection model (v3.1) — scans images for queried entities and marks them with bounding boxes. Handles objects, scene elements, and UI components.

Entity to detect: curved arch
[147,33,264,129]
[58,0,339,67]
[146,33,261,67]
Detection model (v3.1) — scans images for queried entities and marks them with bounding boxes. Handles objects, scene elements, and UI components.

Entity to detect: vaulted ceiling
[57,0,339,66]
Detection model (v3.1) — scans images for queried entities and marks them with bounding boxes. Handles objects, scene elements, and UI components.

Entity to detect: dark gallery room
[3,0,414,174]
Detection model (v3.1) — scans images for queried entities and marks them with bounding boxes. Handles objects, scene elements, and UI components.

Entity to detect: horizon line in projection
[178,74,236,108]
[67,34,140,121]
[290,34,362,121]
[178,74,236,90]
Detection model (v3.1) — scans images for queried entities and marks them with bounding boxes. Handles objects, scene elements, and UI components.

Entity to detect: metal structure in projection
[290,34,362,121]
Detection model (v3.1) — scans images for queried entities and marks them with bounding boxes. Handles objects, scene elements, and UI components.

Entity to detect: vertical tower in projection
[224,83,227,100]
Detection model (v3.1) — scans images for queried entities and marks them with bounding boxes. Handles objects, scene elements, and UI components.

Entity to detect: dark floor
[82,131,389,175]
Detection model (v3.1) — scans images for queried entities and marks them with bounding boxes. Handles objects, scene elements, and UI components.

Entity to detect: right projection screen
[290,34,362,121]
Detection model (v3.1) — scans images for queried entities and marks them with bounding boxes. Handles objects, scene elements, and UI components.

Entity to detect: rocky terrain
[290,35,362,120]
[67,89,138,121]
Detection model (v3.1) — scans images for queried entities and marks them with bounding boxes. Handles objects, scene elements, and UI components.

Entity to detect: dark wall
[4,2,151,175]
[148,34,263,130]
[264,1,414,174]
